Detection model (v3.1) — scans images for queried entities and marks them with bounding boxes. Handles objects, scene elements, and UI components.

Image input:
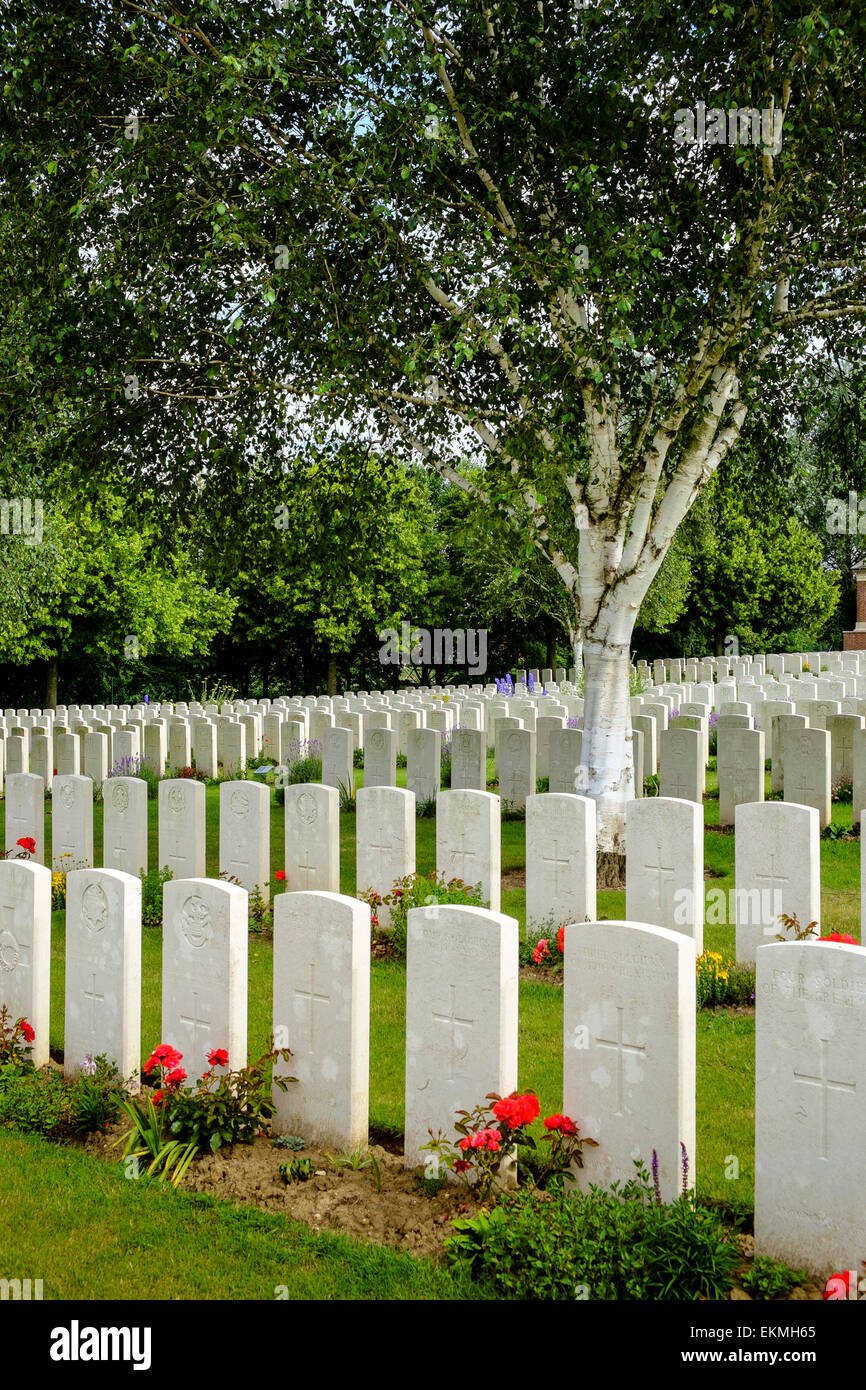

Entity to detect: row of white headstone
[3,772,849,961]
[0,858,860,1277]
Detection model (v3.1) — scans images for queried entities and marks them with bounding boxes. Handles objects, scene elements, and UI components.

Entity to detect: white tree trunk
[579,616,636,856]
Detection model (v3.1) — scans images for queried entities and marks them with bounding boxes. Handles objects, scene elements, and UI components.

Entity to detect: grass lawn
[0,1130,473,1300]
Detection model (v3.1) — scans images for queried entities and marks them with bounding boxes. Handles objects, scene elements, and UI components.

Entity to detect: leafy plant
[166,1041,297,1152]
[338,779,356,812]
[822,822,848,840]
[360,870,485,960]
[743,1256,809,1299]
[445,1163,737,1301]
[326,1146,382,1191]
[353,748,364,768]
[139,866,173,930]
[644,773,660,796]
[776,911,819,943]
[423,1091,597,1202]
[272,1134,306,1151]
[696,952,756,1009]
[280,1157,315,1183]
[415,795,437,817]
[274,740,323,803]
[0,1005,36,1069]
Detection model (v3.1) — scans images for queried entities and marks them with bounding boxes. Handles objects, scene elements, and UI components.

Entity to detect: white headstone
[63,868,141,1083]
[5,773,45,864]
[783,726,831,829]
[526,793,596,935]
[162,877,248,1084]
[626,799,703,952]
[718,727,765,826]
[219,781,271,901]
[51,775,94,871]
[406,726,441,804]
[158,779,207,880]
[356,786,415,924]
[563,919,696,1203]
[272,890,370,1148]
[0,860,51,1066]
[103,776,148,879]
[283,782,340,893]
[734,801,821,964]
[404,903,519,1170]
[436,790,501,910]
[755,940,866,1274]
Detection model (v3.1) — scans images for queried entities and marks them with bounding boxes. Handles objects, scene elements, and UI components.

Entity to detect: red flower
[393,889,403,898]
[18,1020,35,1042]
[164,1067,187,1087]
[144,1043,183,1073]
[820,933,859,945]
[557,925,565,954]
[275,870,286,882]
[544,1113,578,1135]
[16,837,36,854]
[453,1159,471,1173]
[152,1089,165,1107]
[458,1136,473,1151]
[493,1091,540,1130]
[371,914,379,928]
[532,939,550,965]
[207,1048,229,1068]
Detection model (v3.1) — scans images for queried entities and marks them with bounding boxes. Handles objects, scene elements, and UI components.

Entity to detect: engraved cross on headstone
[596,1006,647,1115]
[755,853,788,937]
[432,984,474,1083]
[180,992,211,1062]
[793,1037,856,1160]
[542,840,571,896]
[83,973,105,1032]
[643,842,675,906]
[294,961,330,1051]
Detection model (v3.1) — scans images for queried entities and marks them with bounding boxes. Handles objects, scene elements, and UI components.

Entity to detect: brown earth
[78,1112,824,1298]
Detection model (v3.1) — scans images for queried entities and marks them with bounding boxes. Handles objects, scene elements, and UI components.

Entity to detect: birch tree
[2,0,865,851]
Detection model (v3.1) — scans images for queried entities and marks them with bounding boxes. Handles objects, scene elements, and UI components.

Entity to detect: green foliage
[280,1157,316,1184]
[361,871,486,960]
[139,866,173,931]
[273,742,322,804]
[167,1043,297,1153]
[272,1134,306,1151]
[696,953,756,1010]
[445,1169,737,1301]
[743,1256,809,1300]
[0,1056,125,1138]
[115,1093,200,1188]
[353,749,364,768]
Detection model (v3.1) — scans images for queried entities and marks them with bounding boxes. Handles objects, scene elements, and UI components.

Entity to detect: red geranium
[143,1043,183,1073]
[557,925,565,954]
[493,1091,540,1130]
[16,837,36,854]
[819,933,859,945]
[19,1020,35,1043]
[544,1113,578,1135]
[275,870,286,882]
[207,1048,229,1068]
[453,1159,471,1173]
[164,1067,188,1088]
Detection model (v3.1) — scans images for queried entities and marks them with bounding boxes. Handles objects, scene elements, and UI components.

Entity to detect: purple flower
[681,1141,689,1195]
[567,716,581,729]
[651,1149,662,1205]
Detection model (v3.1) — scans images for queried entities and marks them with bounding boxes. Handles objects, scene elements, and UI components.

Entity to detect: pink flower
[532,938,550,965]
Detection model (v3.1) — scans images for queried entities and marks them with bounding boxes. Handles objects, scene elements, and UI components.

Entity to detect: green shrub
[0,1056,124,1138]
[360,871,485,959]
[696,951,755,1009]
[140,866,173,930]
[743,1256,809,1299]
[445,1168,737,1301]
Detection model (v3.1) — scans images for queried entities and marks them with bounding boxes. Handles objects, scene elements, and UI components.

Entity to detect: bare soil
[78,1115,824,1298]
